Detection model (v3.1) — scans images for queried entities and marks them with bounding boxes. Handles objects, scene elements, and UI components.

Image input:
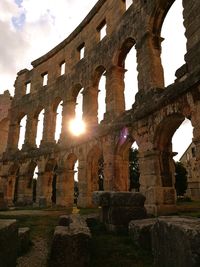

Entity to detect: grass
[89,221,153,267]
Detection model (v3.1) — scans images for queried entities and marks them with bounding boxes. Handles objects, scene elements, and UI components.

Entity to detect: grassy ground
[1,201,200,267]
[89,222,153,267]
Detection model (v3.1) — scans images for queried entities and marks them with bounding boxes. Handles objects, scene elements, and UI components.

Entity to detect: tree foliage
[175,161,188,196]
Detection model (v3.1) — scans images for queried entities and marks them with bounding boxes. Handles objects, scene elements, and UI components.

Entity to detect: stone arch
[154,113,185,187]
[26,161,38,204]
[87,145,103,193]
[150,0,176,37]
[116,37,135,68]
[92,65,106,123]
[34,106,45,147]
[115,127,139,191]
[52,97,63,142]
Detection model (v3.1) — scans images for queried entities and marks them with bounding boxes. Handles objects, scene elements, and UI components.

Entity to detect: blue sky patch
[14,0,23,7]
[12,13,26,30]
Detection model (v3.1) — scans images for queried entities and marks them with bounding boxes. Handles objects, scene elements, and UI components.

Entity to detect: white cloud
[0,0,97,95]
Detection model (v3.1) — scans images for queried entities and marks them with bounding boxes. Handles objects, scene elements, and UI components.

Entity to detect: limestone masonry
[0,0,200,215]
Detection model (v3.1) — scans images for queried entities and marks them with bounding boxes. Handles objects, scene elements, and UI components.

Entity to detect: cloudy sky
[0,0,193,159]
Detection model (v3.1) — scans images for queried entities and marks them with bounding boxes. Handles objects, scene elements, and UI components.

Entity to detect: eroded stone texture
[151,216,200,267]
[129,218,156,251]
[93,191,147,231]
[49,214,91,267]
[0,0,200,215]
[0,219,18,267]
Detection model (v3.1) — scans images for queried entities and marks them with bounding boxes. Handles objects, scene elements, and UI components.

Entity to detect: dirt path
[17,237,49,267]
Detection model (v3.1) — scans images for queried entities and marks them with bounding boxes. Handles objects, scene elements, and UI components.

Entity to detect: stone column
[136,33,164,91]
[6,122,20,152]
[78,159,96,208]
[36,171,54,207]
[6,175,16,206]
[59,99,76,145]
[103,135,116,190]
[183,0,200,71]
[40,107,56,147]
[189,102,200,200]
[114,155,129,191]
[22,114,37,150]
[82,86,98,128]
[56,168,74,207]
[104,65,126,120]
[139,149,177,216]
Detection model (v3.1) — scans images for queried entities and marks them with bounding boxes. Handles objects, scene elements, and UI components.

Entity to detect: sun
[69,119,86,136]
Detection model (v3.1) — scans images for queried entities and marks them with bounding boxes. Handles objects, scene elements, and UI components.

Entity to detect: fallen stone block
[0,219,18,267]
[151,216,200,267]
[18,227,30,255]
[93,191,147,232]
[49,214,91,267]
[58,215,72,226]
[129,218,156,251]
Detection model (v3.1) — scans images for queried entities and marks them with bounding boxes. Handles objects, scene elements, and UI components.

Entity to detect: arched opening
[66,153,78,205]
[161,0,186,86]
[32,165,38,203]
[36,109,44,147]
[54,101,63,142]
[118,38,138,110]
[69,85,85,136]
[98,73,106,123]
[44,159,58,205]
[87,146,104,193]
[18,115,27,150]
[115,128,139,191]
[154,114,193,190]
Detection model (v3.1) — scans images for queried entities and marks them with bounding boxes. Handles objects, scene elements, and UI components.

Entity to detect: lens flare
[69,119,86,136]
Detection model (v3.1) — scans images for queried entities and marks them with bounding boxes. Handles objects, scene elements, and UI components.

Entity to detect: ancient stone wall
[0,91,12,156]
[1,0,200,215]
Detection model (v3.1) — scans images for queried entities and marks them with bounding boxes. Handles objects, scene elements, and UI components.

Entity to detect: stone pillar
[136,33,164,91]
[104,65,126,121]
[103,135,115,190]
[59,99,76,144]
[114,155,129,191]
[78,158,101,208]
[40,107,56,147]
[82,86,98,128]
[139,149,177,216]
[183,0,200,71]
[22,114,37,150]
[6,175,16,206]
[56,168,74,207]
[6,122,20,152]
[189,102,200,200]
[36,171,54,207]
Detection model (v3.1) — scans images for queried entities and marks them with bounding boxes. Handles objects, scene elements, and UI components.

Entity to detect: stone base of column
[77,195,96,208]
[0,192,7,210]
[144,186,177,216]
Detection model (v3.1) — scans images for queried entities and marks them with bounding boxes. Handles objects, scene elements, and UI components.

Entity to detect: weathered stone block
[18,227,30,255]
[0,219,18,267]
[58,215,71,226]
[151,216,200,267]
[49,214,91,267]
[129,218,156,251]
[93,192,147,232]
